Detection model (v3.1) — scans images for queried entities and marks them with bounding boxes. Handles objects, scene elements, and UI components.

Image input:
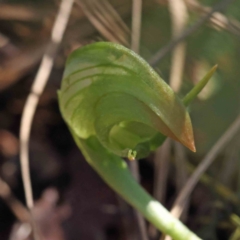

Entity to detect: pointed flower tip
[187,142,196,152]
[178,134,196,152]
[211,64,218,73]
[181,132,196,152]
[191,145,196,153]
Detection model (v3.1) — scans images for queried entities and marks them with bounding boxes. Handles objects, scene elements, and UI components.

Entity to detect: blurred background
[0,0,240,239]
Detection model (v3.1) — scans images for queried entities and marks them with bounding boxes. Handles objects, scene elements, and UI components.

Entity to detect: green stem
[72,133,201,240]
[183,65,217,106]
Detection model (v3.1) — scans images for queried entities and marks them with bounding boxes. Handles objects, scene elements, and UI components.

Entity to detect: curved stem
[72,133,201,240]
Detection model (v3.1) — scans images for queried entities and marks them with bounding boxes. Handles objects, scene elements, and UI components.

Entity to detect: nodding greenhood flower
[59,42,196,159]
[58,42,216,240]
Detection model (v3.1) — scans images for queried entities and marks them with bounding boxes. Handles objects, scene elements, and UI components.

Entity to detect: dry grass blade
[131,0,142,53]
[153,139,171,204]
[168,0,189,228]
[220,142,239,186]
[149,139,171,239]
[174,143,188,197]
[129,1,148,239]
[77,0,129,45]
[129,161,149,240]
[101,0,130,34]
[170,114,240,220]
[19,0,74,238]
[168,0,188,92]
[149,0,236,66]
[186,0,240,38]
[187,163,240,205]
[0,176,31,223]
[164,143,188,240]
[154,2,188,238]
[0,3,48,21]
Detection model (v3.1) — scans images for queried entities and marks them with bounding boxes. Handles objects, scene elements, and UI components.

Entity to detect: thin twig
[168,0,188,92]
[164,143,189,240]
[154,2,188,238]
[129,1,148,239]
[151,0,187,221]
[170,114,240,219]
[168,0,189,223]
[186,163,240,205]
[220,141,239,185]
[149,0,236,66]
[174,143,188,206]
[0,176,31,223]
[153,139,171,204]
[131,0,142,52]
[19,0,74,238]
[149,140,171,239]
[185,0,240,38]
[129,161,149,240]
